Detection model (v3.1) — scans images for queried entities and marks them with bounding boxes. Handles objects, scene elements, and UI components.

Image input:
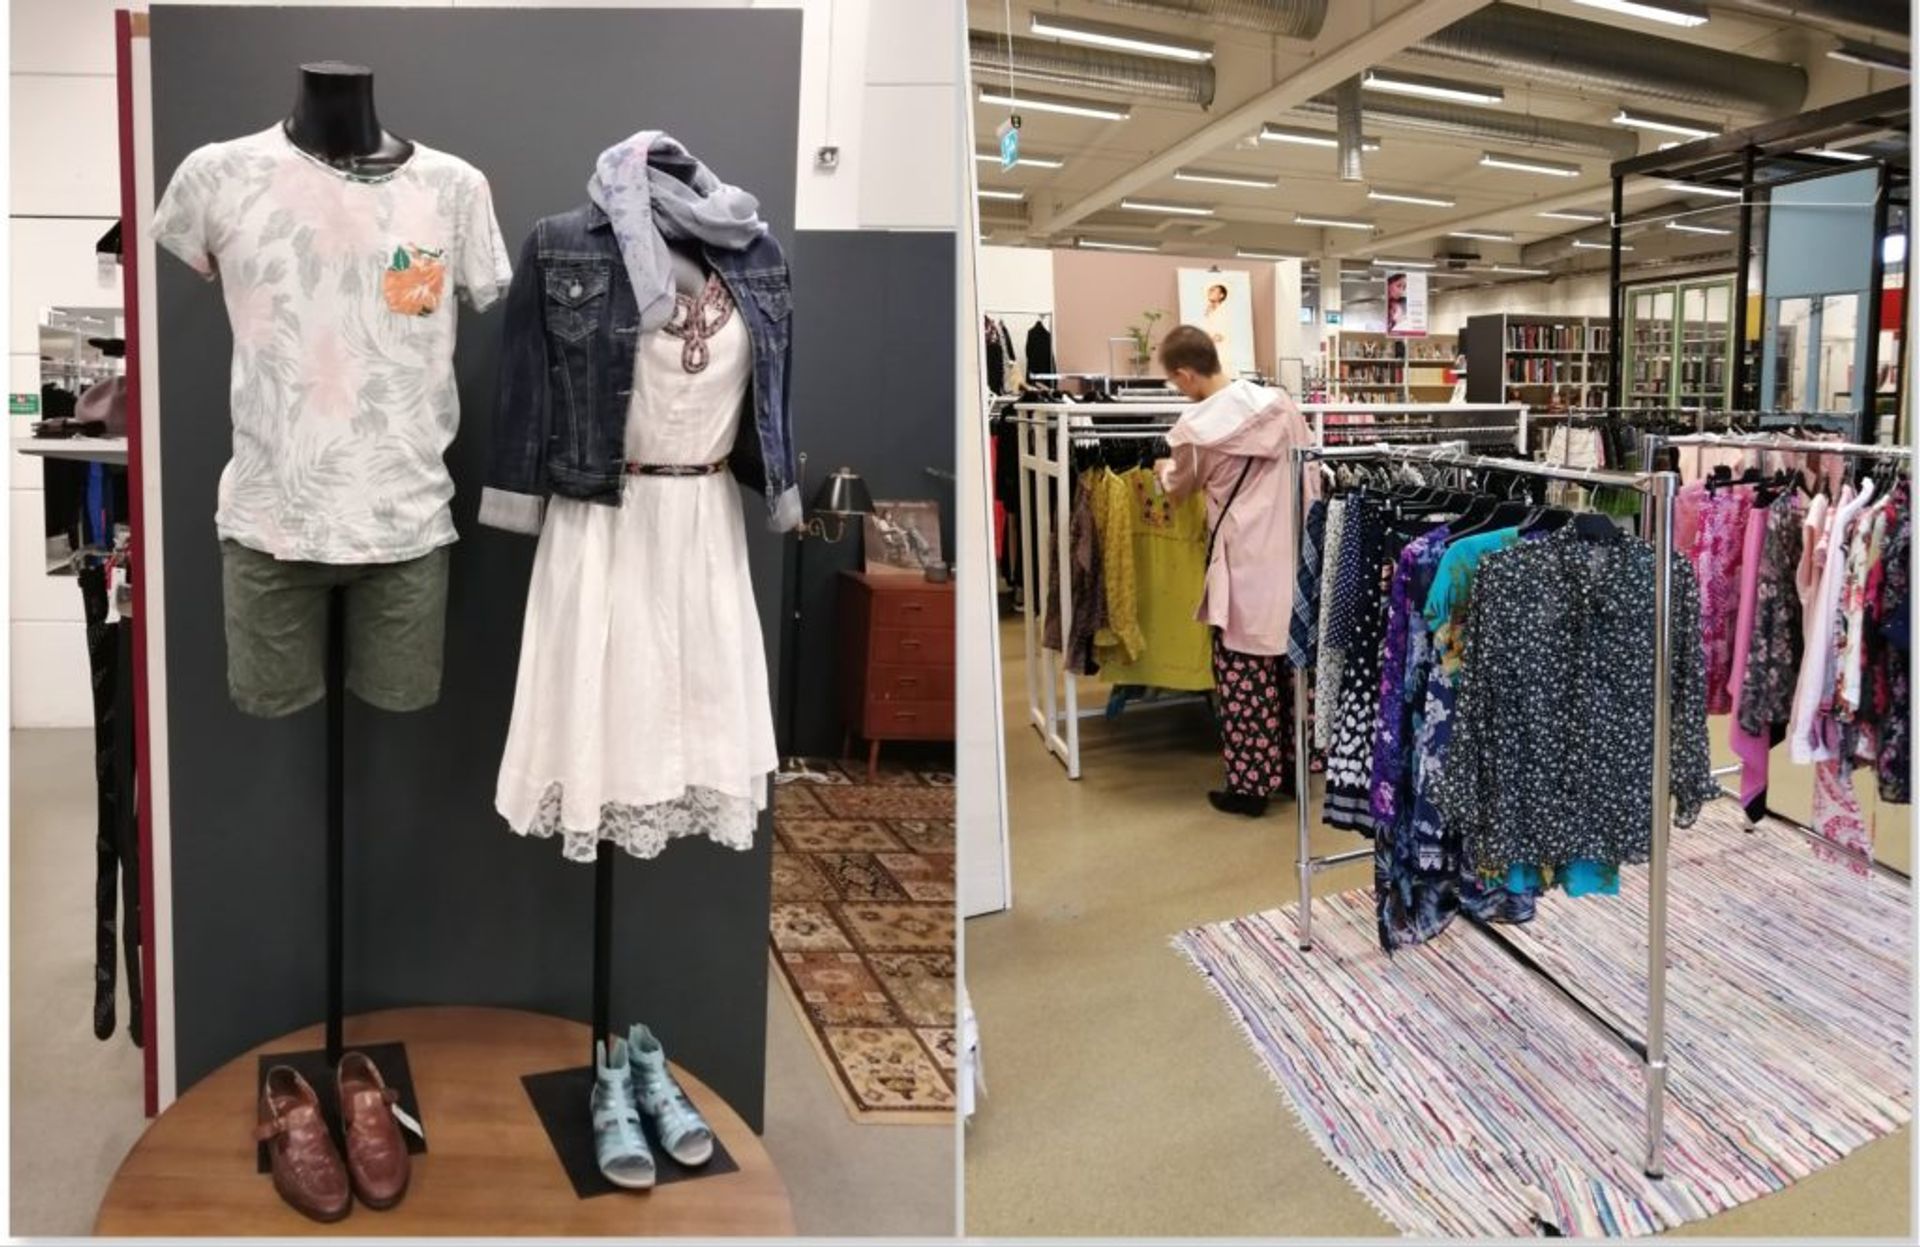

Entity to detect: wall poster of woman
[1177,268,1256,378]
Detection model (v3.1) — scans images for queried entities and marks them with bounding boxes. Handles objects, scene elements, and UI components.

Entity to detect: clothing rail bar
[1653,432,1911,460]
[1287,440,1680,1180]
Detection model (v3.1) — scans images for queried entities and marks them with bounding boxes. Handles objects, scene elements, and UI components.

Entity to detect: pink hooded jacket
[1157,381,1318,656]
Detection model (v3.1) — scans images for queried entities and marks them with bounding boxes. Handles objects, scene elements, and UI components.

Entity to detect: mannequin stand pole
[325,588,345,1063]
[591,842,612,1066]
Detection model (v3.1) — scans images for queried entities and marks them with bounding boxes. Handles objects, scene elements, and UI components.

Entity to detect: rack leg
[1294,661,1313,951]
[324,589,344,1065]
[1643,471,1677,1180]
[591,841,613,1068]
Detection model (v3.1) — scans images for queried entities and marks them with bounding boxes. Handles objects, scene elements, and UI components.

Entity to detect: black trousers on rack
[81,563,142,1046]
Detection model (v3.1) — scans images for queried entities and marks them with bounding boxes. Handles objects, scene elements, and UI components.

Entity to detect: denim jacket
[478,202,799,534]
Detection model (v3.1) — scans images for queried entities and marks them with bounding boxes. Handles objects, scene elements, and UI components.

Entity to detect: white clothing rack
[1287,440,1683,1180]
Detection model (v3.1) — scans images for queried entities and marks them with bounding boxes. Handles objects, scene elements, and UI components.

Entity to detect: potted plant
[1127,309,1165,374]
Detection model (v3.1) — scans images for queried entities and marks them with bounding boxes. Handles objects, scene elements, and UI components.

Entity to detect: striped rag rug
[1174,802,1911,1237]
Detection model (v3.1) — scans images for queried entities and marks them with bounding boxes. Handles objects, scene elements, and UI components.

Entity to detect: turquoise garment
[1505,861,1621,897]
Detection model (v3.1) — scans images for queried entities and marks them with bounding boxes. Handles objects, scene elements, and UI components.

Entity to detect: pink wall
[1050,248,1276,379]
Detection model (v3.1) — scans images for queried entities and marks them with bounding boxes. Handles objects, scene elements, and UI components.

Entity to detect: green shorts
[219,540,451,719]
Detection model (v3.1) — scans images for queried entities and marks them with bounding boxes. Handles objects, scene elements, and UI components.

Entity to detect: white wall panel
[11,0,121,75]
[858,84,959,229]
[11,620,91,728]
[864,0,956,86]
[978,244,1054,319]
[11,487,84,624]
[9,218,122,354]
[10,74,122,218]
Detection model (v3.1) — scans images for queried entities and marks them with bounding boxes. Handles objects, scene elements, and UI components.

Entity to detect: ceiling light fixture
[1295,214,1375,231]
[1120,198,1215,216]
[976,189,1026,201]
[977,86,1131,122]
[1666,219,1731,235]
[1493,264,1551,276]
[1481,152,1583,177]
[1259,124,1381,151]
[1827,41,1909,74]
[1450,229,1515,242]
[1236,248,1306,260]
[1612,107,1721,140]
[1362,68,1504,106]
[1884,234,1907,265]
[1174,168,1279,189]
[1571,238,1630,250]
[1075,236,1160,253]
[1371,257,1439,269]
[1367,187,1455,207]
[1807,147,1873,162]
[1570,0,1708,27]
[974,149,1066,169]
[1028,13,1214,63]
[1662,181,1742,200]
[1538,209,1607,222]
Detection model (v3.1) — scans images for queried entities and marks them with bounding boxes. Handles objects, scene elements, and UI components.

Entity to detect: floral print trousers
[1212,631,1296,797]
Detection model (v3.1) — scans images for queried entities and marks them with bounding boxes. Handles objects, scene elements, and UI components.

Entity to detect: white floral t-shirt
[152,126,512,564]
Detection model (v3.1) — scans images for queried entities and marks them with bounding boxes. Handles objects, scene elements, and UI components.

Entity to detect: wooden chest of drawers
[837,571,954,777]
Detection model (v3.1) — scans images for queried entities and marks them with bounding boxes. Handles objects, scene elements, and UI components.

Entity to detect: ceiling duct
[1413,3,1808,116]
[1085,0,1329,39]
[1335,77,1365,182]
[1296,94,1638,159]
[968,32,1214,107]
[1719,0,1910,40]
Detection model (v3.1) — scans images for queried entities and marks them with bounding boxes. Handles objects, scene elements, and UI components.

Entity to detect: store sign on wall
[1386,270,1428,337]
[998,116,1020,171]
[9,393,40,415]
[1324,310,1342,325]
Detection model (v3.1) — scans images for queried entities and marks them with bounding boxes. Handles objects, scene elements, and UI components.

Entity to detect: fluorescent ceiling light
[1480,151,1583,178]
[1450,229,1514,242]
[1571,238,1629,250]
[1493,264,1551,276]
[1174,168,1279,189]
[1612,107,1721,140]
[1028,12,1214,62]
[1076,236,1159,252]
[1120,198,1214,216]
[977,86,1131,122]
[1538,209,1607,222]
[1368,187,1455,207]
[1237,248,1305,260]
[976,189,1026,201]
[1666,219,1731,235]
[1371,257,1438,269]
[1362,68,1504,106]
[1885,234,1907,265]
[1295,214,1375,231]
[1807,147,1873,162]
[1570,0,1708,27]
[1662,181,1742,200]
[1259,124,1380,151]
[1828,41,1909,74]
[974,149,1066,169]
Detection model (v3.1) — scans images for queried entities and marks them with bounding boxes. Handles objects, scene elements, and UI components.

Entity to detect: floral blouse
[1736,492,1805,738]
[1692,486,1753,716]
[1436,525,1718,874]
[1873,485,1910,804]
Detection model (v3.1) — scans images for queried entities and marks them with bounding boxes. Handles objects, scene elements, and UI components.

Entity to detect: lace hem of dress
[513,782,759,863]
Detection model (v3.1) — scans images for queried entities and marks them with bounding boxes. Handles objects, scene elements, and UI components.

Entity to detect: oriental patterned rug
[1175,802,1911,1237]
[769,760,957,1122]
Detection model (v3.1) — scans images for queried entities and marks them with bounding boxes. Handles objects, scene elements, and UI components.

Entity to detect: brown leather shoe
[255,1065,351,1223]
[337,1051,410,1210]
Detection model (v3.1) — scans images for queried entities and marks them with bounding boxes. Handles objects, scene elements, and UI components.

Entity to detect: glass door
[1626,285,1676,409]
[1677,278,1733,411]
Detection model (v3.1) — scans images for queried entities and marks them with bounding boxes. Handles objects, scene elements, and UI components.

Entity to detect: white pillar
[1274,259,1303,393]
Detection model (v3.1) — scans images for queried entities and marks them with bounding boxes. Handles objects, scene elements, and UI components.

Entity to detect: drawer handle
[898,677,921,688]
[900,601,924,613]
[901,639,922,651]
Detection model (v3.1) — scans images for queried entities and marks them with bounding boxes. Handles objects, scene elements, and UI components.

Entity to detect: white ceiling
[969,0,1909,286]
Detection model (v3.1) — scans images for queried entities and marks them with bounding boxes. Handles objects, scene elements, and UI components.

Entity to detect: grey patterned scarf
[587,131,765,331]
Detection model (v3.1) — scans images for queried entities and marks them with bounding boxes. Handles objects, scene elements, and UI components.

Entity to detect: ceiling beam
[1032,0,1494,236]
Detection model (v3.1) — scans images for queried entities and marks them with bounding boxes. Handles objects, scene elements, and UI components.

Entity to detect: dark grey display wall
[783,230,958,758]
[149,5,800,1131]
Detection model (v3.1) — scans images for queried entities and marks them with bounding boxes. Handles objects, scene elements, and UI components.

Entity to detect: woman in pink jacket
[1155,326,1319,817]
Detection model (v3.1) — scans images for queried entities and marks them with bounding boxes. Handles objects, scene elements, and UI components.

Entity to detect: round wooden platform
[95,1006,794,1237]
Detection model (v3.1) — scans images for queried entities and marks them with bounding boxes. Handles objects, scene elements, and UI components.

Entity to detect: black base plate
[521,1065,739,1199]
[254,1041,427,1174]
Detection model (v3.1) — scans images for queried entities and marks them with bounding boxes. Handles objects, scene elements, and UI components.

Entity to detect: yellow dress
[1095,468,1214,691]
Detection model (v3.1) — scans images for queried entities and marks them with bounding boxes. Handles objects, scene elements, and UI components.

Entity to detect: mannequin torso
[283,61,414,176]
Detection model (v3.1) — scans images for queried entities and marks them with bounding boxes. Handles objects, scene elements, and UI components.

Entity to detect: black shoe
[1208,789,1269,818]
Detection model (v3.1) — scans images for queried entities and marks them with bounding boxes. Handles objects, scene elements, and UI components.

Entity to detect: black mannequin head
[284,61,413,174]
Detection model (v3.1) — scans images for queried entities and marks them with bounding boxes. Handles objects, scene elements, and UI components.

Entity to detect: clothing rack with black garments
[1640,430,1913,879]
[1286,440,1685,1181]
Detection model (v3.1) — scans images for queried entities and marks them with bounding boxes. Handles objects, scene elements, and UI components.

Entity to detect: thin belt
[624,461,727,477]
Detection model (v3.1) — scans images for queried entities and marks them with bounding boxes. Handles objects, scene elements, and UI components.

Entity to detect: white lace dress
[495,277,777,861]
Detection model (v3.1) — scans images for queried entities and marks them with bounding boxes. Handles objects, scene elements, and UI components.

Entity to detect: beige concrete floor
[964,618,1912,1238]
[9,728,955,1238]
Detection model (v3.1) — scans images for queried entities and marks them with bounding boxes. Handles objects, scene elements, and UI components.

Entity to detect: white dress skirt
[495,279,777,862]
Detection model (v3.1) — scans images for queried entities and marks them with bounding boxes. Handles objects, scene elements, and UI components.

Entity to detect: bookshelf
[1323,329,1459,402]
[1462,314,1612,406]
[1624,275,1734,411]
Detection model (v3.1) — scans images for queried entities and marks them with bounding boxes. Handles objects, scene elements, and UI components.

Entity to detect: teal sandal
[591,1037,656,1189]
[628,1024,715,1167]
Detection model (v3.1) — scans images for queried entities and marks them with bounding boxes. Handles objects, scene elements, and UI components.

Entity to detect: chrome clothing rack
[1287,440,1683,1180]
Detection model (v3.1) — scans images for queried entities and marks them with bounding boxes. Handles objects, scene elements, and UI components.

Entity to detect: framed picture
[1176,268,1256,377]
[863,500,944,575]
